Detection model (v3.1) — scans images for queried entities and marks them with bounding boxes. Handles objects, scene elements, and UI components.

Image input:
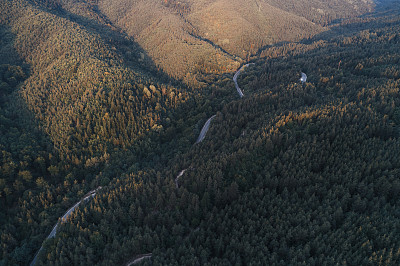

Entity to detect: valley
[0,0,399,265]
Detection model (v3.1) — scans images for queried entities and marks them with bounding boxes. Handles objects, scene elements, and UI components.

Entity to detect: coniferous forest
[0,0,400,265]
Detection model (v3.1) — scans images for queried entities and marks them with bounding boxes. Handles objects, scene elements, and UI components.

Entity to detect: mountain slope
[1,0,190,161]
[1,0,398,265]
[188,0,325,56]
[23,0,374,84]
[0,1,197,264]
[95,0,374,83]
[29,3,400,265]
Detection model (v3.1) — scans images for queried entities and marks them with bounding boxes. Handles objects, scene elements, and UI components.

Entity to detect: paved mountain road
[125,253,153,266]
[233,63,255,97]
[196,115,217,144]
[30,187,101,265]
[175,169,188,188]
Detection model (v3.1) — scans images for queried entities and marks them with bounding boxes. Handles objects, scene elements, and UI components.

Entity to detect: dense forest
[94,0,376,84]
[1,0,400,265]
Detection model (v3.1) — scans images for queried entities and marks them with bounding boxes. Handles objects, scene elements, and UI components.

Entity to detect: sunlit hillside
[0,0,399,265]
[96,0,374,82]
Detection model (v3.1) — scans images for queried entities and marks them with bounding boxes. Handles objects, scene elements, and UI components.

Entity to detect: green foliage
[32,3,400,265]
[0,0,399,265]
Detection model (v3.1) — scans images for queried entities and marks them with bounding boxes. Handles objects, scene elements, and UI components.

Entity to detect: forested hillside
[95,0,375,83]
[2,0,375,87]
[0,0,202,264]
[1,0,400,265]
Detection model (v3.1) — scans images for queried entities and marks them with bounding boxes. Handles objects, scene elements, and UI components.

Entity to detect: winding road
[125,253,152,266]
[175,114,217,188]
[196,115,217,144]
[233,63,255,98]
[32,61,258,265]
[175,114,218,187]
[175,63,256,187]
[175,169,188,188]
[134,62,258,263]
[30,187,101,266]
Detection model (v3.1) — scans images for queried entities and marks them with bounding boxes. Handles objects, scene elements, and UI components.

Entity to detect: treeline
[31,5,400,265]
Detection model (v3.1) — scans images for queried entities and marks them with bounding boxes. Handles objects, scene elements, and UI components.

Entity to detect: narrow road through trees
[30,187,101,265]
[196,115,217,144]
[125,253,152,266]
[175,169,188,188]
[233,63,254,97]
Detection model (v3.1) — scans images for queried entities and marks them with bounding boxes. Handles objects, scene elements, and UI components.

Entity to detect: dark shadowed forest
[0,0,399,265]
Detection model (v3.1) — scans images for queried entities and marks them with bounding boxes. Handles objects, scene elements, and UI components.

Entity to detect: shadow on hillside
[0,24,68,264]
[254,1,400,60]
[35,2,184,88]
[0,25,29,70]
[21,2,217,173]
[307,0,400,43]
